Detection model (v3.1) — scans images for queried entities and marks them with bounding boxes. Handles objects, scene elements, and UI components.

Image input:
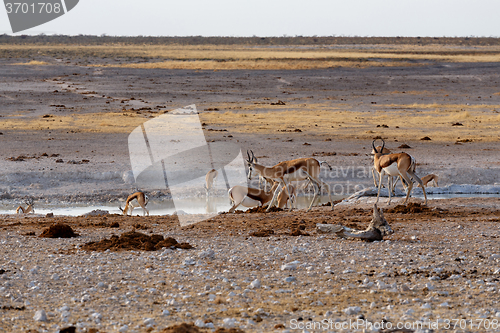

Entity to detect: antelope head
[245,150,257,180]
[372,204,393,236]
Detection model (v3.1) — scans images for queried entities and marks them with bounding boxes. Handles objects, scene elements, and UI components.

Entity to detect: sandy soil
[1,57,500,205]
[1,42,500,332]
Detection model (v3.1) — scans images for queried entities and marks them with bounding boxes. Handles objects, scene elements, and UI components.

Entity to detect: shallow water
[0,195,344,216]
[1,192,499,217]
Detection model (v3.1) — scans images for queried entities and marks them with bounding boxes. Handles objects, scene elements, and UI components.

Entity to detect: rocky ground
[0,198,499,332]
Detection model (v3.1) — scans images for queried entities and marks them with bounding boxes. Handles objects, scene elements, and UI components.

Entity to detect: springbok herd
[14,139,439,216]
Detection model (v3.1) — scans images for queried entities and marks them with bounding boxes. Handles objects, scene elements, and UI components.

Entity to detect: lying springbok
[418,174,439,187]
[372,139,427,205]
[277,183,296,209]
[119,191,149,216]
[204,169,218,196]
[317,204,393,242]
[246,150,333,211]
[228,182,280,213]
[16,198,34,214]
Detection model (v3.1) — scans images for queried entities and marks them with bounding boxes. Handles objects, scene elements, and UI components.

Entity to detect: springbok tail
[319,161,332,170]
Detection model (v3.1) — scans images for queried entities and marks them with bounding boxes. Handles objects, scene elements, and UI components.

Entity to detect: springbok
[418,174,439,187]
[16,198,34,214]
[277,183,296,209]
[372,140,427,205]
[119,191,149,216]
[370,145,409,194]
[204,169,218,196]
[228,182,280,213]
[246,150,333,211]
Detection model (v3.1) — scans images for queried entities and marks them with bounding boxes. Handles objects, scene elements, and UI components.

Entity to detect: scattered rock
[249,279,261,289]
[82,209,109,217]
[420,136,432,140]
[398,143,412,148]
[33,309,47,322]
[343,306,361,315]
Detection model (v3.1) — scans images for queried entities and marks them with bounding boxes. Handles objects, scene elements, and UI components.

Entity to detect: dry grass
[199,102,500,142]
[0,112,150,134]
[10,60,49,65]
[3,44,500,70]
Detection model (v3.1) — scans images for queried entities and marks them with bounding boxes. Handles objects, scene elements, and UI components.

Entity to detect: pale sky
[1,0,499,37]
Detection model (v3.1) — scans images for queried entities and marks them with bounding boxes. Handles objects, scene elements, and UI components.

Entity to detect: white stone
[143,318,155,327]
[281,262,299,270]
[33,310,47,322]
[198,249,215,259]
[400,284,410,292]
[118,325,129,332]
[91,312,102,323]
[184,257,196,265]
[343,306,361,315]
[162,310,170,316]
[421,303,432,309]
[249,279,261,289]
[284,276,296,283]
[58,305,70,312]
[195,319,206,327]
[438,302,450,308]
[223,318,237,328]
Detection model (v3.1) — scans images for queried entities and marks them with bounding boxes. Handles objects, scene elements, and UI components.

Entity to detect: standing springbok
[370,145,408,194]
[204,169,218,196]
[372,140,427,205]
[16,198,34,214]
[418,174,439,187]
[228,182,280,213]
[119,191,149,216]
[246,150,333,211]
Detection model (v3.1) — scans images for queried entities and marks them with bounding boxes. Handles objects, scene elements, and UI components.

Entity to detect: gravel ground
[1,198,499,332]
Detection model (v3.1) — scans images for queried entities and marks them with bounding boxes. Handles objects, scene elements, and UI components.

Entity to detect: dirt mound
[160,323,202,333]
[215,328,245,333]
[81,231,193,252]
[386,202,431,214]
[39,223,78,238]
[290,228,310,236]
[250,229,275,237]
[246,206,283,213]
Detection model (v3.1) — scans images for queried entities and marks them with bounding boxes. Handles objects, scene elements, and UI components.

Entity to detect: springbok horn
[372,140,378,153]
[250,150,255,161]
[246,150,251,162]
[380,139,385,153]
